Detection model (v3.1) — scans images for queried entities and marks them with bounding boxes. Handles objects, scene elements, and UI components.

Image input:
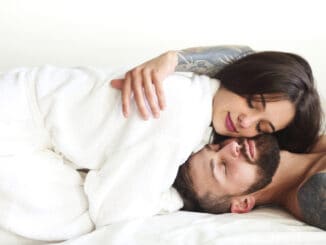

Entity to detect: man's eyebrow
[210,159,219,183]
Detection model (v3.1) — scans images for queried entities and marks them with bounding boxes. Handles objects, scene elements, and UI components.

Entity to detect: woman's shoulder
[297,160,326,230]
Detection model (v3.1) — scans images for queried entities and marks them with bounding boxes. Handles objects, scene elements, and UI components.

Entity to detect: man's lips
[243,139,256,162]
[225,112,237,133]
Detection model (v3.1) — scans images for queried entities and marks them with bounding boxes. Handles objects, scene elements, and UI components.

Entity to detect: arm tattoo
[176,45,254,77]
[297,172,326,230]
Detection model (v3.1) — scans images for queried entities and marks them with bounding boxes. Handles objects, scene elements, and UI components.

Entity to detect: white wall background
[0,0,325,103]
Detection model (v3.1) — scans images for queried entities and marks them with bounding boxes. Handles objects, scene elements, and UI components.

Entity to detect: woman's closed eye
[247,96,276,134]
[256,122,263,134]
[256,120,275,134]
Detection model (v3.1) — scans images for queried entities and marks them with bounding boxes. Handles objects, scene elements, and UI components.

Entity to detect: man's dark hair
[214,51,324,153]
[173,134,280,214]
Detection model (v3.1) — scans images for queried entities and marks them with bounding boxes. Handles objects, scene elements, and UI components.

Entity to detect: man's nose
[209,144,220,152]
[237,113,259,129]
[230,141,241,158]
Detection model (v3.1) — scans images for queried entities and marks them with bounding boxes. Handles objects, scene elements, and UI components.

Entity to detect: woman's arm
[176,45,253,77]
[310,135,326,153]
[297,171,326,230]
[111,45,253,119]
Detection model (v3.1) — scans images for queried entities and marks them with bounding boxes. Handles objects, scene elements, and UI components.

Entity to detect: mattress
[2,206,325,245]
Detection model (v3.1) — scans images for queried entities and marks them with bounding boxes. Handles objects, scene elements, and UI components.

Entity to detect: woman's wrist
[164,50,179,72]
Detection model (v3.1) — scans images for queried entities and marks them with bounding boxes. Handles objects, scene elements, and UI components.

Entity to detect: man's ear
[230,195,255,214]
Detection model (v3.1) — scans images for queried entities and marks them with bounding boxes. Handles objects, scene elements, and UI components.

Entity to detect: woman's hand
[110,45,253,119]
[111,51,178,119]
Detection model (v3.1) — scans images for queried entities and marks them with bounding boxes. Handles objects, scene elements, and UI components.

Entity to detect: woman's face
[212,87,296,138]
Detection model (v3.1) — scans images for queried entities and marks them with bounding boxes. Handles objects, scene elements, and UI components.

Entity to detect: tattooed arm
[176,46,253,77]
[111,45,253,119]
[297,171,326,230]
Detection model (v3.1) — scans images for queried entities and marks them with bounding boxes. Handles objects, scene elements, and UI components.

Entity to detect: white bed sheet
[2,206,324,245]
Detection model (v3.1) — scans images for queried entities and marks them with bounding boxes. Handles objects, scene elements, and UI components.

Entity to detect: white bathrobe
[0,65,219,240]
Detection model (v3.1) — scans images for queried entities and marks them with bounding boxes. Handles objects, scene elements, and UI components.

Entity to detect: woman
[111,45,324,153]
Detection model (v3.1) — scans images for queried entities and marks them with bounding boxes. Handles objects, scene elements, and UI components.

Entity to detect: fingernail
[143,113,149,120]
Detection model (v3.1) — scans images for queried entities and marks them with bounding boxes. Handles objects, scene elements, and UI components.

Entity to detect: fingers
[122,68,163,120]
[152,70,165,111]
[115,51,173,119]
[143,68,160,118]
[131,68,149,120]
[110,79,124,89]
[122,72,132,117]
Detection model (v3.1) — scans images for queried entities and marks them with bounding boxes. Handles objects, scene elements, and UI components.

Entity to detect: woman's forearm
[175,45,254,77]
[310,135,326,153]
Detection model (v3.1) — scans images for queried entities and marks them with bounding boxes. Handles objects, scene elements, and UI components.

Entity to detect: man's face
[188,138,260,200]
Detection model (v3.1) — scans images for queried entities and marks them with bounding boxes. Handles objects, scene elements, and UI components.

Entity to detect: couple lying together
[0,45,325,241]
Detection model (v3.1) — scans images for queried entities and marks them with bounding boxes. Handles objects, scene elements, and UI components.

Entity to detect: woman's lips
[225,112,237,133]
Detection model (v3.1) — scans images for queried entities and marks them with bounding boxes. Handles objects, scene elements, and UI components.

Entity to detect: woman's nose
[237,113,258,129]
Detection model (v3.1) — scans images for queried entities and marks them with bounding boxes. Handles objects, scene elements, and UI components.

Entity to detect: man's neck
[254,151,324,207]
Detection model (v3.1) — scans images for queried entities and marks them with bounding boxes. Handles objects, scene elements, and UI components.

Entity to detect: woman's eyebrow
[260,94,266,108]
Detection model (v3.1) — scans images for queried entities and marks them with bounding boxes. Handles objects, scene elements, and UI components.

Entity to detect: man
[86,133,281,228]
[174,135,326,230]
[173,134,280,213]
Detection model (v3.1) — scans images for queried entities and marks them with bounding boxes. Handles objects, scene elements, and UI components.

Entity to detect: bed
[0,66,325,245]
[1,206,325,245]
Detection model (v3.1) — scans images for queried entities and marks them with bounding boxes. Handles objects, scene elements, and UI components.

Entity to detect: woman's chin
[215,127,234,137]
